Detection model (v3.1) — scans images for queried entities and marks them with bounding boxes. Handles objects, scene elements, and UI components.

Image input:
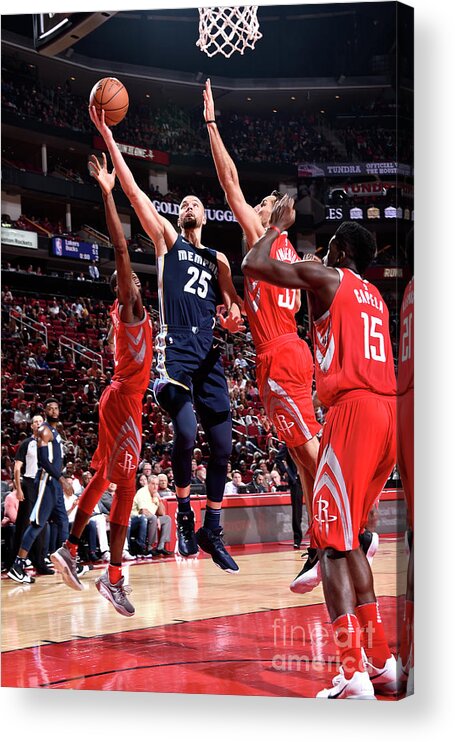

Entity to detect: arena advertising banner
[93,135,170,166]
[51,236,99,261]
[325,205,414,221]
[1,227,38,249]
[151,199,237,223]
[342,181,414,198]
[298,162,413,177]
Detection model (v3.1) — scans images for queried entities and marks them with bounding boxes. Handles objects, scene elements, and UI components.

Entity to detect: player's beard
[182,215,198,229]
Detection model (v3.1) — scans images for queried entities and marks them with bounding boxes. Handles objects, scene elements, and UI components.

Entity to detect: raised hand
[203,78,216,123]
[270,194,296,232]
[89,105,112,139]
[88,152,116,196]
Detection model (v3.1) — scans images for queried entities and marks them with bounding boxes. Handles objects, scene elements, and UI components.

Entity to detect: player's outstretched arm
[204,79,263,250]
[89,106,176,253]
[89,154,144,322]
[243,195,339,298]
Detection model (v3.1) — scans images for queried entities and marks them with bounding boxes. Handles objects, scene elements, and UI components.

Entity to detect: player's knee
[174,419,197,451]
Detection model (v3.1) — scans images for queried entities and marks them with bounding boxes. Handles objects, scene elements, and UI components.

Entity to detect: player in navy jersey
[90,107,244,573]
[8,399,73,584]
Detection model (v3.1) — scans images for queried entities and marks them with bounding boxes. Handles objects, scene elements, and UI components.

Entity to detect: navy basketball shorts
[153,327,230,414]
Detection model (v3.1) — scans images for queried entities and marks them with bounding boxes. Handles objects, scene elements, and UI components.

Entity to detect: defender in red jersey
[243,196,398,699]
[52,154,154,616]
[396,229,414,694]
[204,79,320,548]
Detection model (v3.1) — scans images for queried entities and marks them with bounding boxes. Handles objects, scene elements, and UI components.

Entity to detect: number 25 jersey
[313,268,396,407]
[157,234,221,332]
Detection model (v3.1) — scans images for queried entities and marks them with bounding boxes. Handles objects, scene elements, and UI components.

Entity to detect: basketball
[89,77,129,126]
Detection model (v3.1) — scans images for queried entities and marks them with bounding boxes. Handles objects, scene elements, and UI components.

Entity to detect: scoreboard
[32,12,115,56]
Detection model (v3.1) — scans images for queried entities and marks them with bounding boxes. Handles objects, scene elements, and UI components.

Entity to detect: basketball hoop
[196,6,262,58]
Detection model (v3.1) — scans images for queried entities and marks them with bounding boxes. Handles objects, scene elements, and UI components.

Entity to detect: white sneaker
[317,668,376,700]
[122,550,136,561]
[365,654,400,695]
[289,549,321,594]
[101,550,111,562]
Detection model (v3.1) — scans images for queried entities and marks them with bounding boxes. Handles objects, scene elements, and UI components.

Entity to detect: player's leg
[95,483,136,617]
[7,475,54,584]
[316,398,396,698]
[194,360,239,573]
[316,546,375,700]
[155,382,199,557]
[51,466,109,590]
[354,405,398,694]
[311,402,382,699]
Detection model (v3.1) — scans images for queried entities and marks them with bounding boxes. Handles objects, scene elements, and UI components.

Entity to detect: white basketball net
[197,6,262,58]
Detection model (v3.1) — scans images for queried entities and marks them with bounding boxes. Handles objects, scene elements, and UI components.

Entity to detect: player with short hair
[8,399,72,584]
[51,154,153,617]
[203,79,320,567]
[89,107,244,574]
[243,196,398,700]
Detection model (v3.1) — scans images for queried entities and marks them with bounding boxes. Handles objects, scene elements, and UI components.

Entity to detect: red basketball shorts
[90,384,143,488]
[398,388,414,528]
[310,393,396,551]
[256,334,320,448]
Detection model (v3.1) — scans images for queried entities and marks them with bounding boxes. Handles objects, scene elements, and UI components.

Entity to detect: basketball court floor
[1,537,405,699]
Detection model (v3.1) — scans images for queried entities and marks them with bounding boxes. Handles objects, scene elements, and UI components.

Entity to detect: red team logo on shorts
[119,450,137,475]
[275,412,295,438]
[314,497,338,529]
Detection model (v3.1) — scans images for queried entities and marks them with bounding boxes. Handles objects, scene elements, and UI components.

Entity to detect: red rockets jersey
[313,268,396,407]
[110,300,153,395]
[397,277,414,396]
[244,232,301,349]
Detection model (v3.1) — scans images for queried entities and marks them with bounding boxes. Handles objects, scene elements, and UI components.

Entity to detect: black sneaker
[176,511,199,557]
[359,529,379,564]
[196,526,239,573]
[290,547,321,594]
[7,560,36,584]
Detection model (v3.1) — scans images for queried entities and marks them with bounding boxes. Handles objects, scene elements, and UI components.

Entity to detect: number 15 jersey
[313,268,396,408]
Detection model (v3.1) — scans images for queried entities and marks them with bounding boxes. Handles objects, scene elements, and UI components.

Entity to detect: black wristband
[206,119,216,125]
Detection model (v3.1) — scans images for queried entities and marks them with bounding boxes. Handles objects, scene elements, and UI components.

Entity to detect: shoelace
[113,583,132,600]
